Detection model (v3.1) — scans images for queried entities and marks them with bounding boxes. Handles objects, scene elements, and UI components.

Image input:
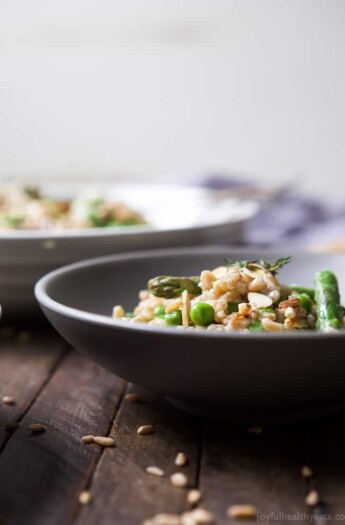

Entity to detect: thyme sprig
[225,256,292,275]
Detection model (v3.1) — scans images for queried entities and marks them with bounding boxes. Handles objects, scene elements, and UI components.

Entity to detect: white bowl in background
[1,182,259,317]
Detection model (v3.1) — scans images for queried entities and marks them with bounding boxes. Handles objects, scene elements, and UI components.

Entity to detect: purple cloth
[197,174,345,247]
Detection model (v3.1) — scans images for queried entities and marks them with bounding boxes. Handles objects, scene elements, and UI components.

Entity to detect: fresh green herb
[227,302,239,314]
[225,257,292,275]
[259,308,275,313]
[23,185,40,199]
[248,320,264,332]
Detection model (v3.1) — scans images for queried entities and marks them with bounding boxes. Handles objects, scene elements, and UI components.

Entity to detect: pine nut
[227,504,257,519]
[146,466,165,477]
[187,489,202,506]
[305,490,319,506]
[79,491,92,505]
[2,396,15,405]
[170,472,189,488]
[144,514,182,525]
[81,435,95,444]
[0,326,15,339]
[125,393,142,403]
[302,465,313,478]
[137,425,155,435]
[93,436,115,447]
[175,452,188,467]
[16,331,32,344]
[181,508,214,524]
[248,426,262,435]
[29,423,46,434]
[4,422,19,431]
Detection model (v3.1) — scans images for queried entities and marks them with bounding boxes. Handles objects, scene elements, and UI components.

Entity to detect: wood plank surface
[2,329,345,525]
[76,385,202,525]
[305,411,345,522]
[200,422,310,525]
[0,329,66,449]
[0,349,125,525]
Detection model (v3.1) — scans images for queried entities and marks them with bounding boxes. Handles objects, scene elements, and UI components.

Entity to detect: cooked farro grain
[113,258,345,334]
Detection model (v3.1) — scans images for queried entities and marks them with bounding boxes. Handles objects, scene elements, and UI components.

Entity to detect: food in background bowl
[0,184,146,230]
[113,257,343,333]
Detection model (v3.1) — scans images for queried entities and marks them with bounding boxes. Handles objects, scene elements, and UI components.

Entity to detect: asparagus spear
[148,276,201,299]
[315,270,342,331]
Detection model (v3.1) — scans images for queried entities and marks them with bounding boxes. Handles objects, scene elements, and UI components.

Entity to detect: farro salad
[0,184,146,230]
[113,257,344,333]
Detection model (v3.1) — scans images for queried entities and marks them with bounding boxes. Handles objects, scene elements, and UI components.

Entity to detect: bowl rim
[35,245,345,341]
[0,182,259,240]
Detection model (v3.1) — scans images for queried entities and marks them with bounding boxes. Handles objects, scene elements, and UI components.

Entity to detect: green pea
[165,310,183,326]
[124,312,135,318]
[248,320,264,332]
[154,306,166,317]
[227,302,239,314]
[330,318,341,329]
[259,308,275,313]
[190,303,215,327]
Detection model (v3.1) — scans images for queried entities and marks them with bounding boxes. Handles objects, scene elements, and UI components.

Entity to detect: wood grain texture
[305,411,345,521]
[0,349,125,525]
[76,385,202,525]
[200,422,310,525]
[0,330,66,449]
[2,329,345,525]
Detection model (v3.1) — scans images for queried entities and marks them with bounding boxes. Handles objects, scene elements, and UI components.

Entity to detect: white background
[1,0,345,196]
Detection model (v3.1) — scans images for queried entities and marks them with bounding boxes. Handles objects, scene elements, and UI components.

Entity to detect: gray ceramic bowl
[35,247,345,422]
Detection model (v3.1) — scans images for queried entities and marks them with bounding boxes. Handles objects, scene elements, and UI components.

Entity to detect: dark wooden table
[1,326,345,525]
